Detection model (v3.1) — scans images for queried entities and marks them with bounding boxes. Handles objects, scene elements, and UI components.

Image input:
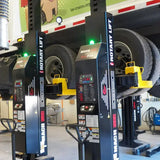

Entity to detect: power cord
[142,107,157,132]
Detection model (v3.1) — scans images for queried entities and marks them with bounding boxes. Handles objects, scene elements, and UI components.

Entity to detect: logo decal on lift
[41,111,45,122]
[39,36,44,74]
[28,77,35,96]
[40,123,46,154]
[113,114,117,128]
[113,129,119,160]
[101,70,108,110]
[29,88,34,96]
[102,84,107,95]
[80,49,90,54]
[108,19,114,66]
[110,62,114,66]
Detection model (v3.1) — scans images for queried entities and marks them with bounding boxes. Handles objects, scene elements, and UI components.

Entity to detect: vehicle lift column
[119,96,142,148]
[75,0,119,159]
[119,96,150,155]
[12,0,53,159]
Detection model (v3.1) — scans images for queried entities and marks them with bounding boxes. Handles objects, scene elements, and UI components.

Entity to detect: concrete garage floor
[0,126,160,160]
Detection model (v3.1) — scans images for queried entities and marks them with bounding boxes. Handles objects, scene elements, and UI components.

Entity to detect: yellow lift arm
[125,61,152,89]
[51,62,152,97]
[52,75,76,96]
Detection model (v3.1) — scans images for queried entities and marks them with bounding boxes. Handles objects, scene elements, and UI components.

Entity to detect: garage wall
[0,100,13,119]
[46,99,77,125]
[0,98,77,131]
[1,93,160,130]
[0,99,13,130]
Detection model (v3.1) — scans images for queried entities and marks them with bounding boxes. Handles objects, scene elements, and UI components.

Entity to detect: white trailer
[8,0,160,44]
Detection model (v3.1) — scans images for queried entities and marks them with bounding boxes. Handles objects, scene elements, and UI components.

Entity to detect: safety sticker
[86,115,98,128]
[16,120,25,132]
[78,114,85,120]
[14,110,18,114]
[88,127,99,143]
[18,110,25,120]
[79,120,86,125]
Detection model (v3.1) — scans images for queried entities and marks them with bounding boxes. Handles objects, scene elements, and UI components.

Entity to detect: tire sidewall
[114,28,152,98]
[45,44,76,89]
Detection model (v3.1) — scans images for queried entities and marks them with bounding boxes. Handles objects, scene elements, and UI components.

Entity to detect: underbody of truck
[0,4,160,99]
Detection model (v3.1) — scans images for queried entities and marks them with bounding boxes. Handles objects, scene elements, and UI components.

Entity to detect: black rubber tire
[148,83,160,98]
[41,10,46,24]
[148,46,160,98]
[132,38,160,96]
[114,28,153,99]
[45,44,76,99]
[66,95,76,99]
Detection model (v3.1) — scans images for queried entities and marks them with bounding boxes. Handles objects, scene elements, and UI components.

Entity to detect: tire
[66,95,76,99]
[148,83,160,98]
[132,38,160,96]
[114,28,153,99]
[45,44,76,99]
[148,66,160,98]
[41,10,46,24]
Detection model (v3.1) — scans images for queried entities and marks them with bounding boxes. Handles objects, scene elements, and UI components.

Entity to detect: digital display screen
[15,80,22,87]
[79,74,94,84]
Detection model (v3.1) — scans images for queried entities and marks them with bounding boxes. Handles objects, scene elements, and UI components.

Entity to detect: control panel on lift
[12,33,47,157]
[79,74,95,113]
[76,43,119,160]
[13,56,33,133]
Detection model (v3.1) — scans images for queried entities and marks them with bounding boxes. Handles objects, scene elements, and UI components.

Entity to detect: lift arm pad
[116,73,138,92]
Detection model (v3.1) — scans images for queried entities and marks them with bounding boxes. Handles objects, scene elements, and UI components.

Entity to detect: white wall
[46,99,77,124]
[0,98,77,130]
[0,99,13,130]
[1,92,160,130]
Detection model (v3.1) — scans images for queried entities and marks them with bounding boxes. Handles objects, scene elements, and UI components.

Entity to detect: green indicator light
[23,52,29,57]
[33,54,36,57]
[89,39,95,45]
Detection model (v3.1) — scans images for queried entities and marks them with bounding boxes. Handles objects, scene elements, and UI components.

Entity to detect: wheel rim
[45,56,64,84]
[114,41,133,75]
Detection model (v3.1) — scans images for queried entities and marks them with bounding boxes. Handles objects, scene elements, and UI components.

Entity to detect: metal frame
[74,0,119,159]
[12,0,53,159]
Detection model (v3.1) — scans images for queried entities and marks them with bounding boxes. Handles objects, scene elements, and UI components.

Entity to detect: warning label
[86,115,98,128]
[88,127,99,143]
[78,114,99,143]
[18,110,25,120]
[15,120,25,132]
